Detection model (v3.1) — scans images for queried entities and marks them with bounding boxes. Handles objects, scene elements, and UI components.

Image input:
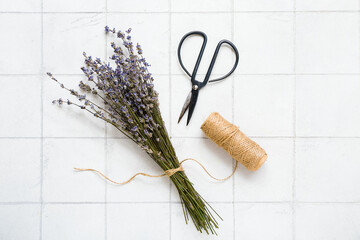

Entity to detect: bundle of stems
[49,27,220,234]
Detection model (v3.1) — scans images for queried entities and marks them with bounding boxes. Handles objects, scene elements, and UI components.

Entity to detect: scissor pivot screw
[192,85,199,90]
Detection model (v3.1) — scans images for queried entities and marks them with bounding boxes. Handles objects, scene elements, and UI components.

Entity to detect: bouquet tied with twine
[49,27,219,234]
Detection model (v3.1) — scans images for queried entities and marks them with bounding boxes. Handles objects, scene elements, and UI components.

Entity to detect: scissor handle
[204,40,239,87]
[177,31,239,89]
[177,31,207,84]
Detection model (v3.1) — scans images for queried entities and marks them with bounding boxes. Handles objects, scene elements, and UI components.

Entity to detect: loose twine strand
[74,158,238,185]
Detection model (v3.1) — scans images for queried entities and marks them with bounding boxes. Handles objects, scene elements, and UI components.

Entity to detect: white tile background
[0,0,360,239]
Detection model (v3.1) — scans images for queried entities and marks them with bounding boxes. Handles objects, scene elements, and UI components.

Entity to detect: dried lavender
[49,27,220,234]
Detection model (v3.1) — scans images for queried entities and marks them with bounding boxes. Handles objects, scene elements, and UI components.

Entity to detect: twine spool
[201,112,267,171]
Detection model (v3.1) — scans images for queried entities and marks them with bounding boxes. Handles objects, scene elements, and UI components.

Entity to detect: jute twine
[75,112,266,184]
[201,112,267,171]
[74,158,238,184]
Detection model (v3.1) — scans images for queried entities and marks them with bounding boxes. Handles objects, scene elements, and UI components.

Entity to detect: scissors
[177,31,240,125]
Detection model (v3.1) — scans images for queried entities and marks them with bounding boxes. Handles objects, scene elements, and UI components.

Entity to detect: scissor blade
[178,91,192,123]
[186,90,199,126]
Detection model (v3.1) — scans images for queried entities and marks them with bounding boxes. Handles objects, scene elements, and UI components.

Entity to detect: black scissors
[177,31,239,125]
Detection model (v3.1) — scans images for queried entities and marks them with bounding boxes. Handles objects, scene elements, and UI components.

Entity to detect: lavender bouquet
[49,27,219,233]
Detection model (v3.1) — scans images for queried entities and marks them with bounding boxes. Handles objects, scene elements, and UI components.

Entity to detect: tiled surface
[234,138,293,202]
[107,203,170,239]
[235,0,294,11]
[42,204,105,240]
[43,13,106,75]
[235,203,293,240]
[0,139,41,202]
[296,75,360,137]
[43,0,105,12]
[0,204,41,240]
[295,138,360,202]
[171,0,232,12]
[0,14,42,74]
[234,75,294,137]
[296,0,359,11]
[43,139,106,202]
[0,76,42,137]
[296,13,359,74]
[106,139,169,202]
[234,13,294,74]
[171,203,234,239]
[1,0,360,239]
[295,203,360,240]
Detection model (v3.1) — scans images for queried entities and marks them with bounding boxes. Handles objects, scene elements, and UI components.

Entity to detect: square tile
[234,75,294,137]
[108,0,169,12]
[295,204,360,240]
[171,0,232,12]
[0,0,41,11]
[171,75,233,137]
[43,75,105,137]
[296,13,359,74]
[42,204,105,240]
[43,139,106,202]
[0,76,42,137]
[44,13,106,74]
[234,13,294,74]
[296,138,360,202]
[44,0,105,12]
[234,139,293,202]
[235,203,292,240]
[0,139,41,202]
[106,75,170,138]
[171,138,234,202]
[296,75,360,137]
[107,203,169,240]
[296,0,358,11]
[235,0,293,11]
[171,203,233,239]
[0,14,41,74]
[106,139,169,202]
[0,204,40,240]
[171,13,233,76]
[107,13,169,75]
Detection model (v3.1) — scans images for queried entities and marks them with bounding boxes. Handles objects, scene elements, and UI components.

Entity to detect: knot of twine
[163,165,184,177]
[201,112,267,171]
[74,158,238,185]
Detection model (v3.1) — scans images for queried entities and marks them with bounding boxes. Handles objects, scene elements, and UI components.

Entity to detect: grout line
[231,2,236,240]
[2,72,360,77]
[1,10,360,14]
[292,1,297,239]
[3,72,360,77]
[358,0,360,102]
[168,0,172,238]
[3,136,360,139]
[104,1,108,239]
[1,201,360,205]
[104,3,108,239]
[39,0,44,238]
